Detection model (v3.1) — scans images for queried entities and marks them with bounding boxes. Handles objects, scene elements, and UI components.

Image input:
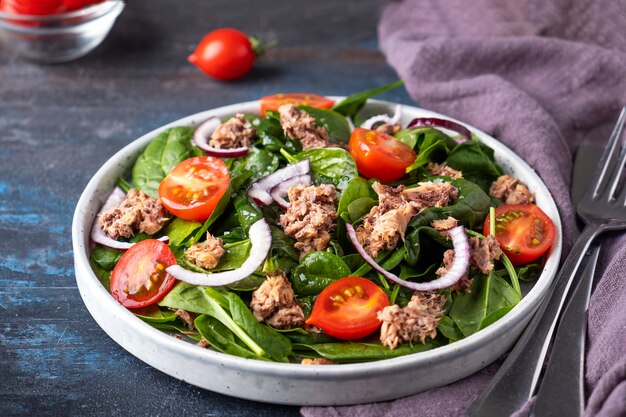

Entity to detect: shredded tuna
[185,232,225,270]
[174,309,197,330]
[196,338,210,349]
[99,189,169,240]
[431,216,459,236]
[209,113,255,149]
[374,122,401,136]
[250,270,305,329]
[301,357,336,365]
[470,235,502,274]
[278,104,330,149]
[427,162,463,179]
[357,181,459,257]
[378,292,447,349]
[279,184,337,256]
[436,249,472,293]
[489,175,535,205]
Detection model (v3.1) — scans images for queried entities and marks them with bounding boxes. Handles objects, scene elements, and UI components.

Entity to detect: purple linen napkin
[303,0,626,416]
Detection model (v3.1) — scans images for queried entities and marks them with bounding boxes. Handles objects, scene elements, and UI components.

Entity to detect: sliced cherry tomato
[110,239,177,309]
[188,28,255,81]
[158,156,230,222]
[348,127,416,182]
[483,204,556,266]
[306,276,390,340]
[63,0,103,11]
[259,93,335,116]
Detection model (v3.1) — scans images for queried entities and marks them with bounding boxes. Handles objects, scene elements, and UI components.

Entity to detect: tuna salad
[89,83,557,364]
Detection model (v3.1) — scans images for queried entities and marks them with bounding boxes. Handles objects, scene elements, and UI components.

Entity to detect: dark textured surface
[0,1,411,416]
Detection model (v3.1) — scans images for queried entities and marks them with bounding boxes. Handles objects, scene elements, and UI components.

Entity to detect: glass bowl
[0,0,124,63]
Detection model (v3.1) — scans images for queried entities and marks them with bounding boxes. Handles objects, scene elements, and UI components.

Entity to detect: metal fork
[468,106,626,417]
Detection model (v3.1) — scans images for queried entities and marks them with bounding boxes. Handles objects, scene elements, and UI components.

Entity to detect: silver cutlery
[468,106,626,416]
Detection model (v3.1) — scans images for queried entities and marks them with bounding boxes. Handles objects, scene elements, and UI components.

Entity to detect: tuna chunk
[209,113,255,149]
[378,292,446,349]
[279,184,337,256]
[436,249,472,293]
[250,270,305,329]
[301,357,336,365]
[99,189,169,240]
[185,232,225,270]
[278,104,330,149]
[470,235,502,274]
[427,162,463,179]
[489,175,534,205]
[357,181,459,257]
[431,216,458,236]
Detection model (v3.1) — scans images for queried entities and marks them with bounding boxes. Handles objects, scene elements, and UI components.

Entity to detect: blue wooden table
[0,1,413,415]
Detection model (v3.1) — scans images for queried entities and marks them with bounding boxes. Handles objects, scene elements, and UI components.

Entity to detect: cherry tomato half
[348,127,416,182]
[110,239,177,309]
[259,93,335,116]
[483,204,556,266]
[188,28,255,81]
[63,0,103,12]
[158,156,230,222]
[306,276,390,340]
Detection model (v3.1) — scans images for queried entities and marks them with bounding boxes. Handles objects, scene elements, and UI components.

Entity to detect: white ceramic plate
[72,99,562,406]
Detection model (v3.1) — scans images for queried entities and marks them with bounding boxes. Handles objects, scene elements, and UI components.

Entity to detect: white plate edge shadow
[72,98,562,406]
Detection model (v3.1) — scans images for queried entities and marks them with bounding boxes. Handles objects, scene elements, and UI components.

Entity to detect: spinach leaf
[236,148,280,183]
[90,246,121,271]
[233,193,263,236]
[403,225,452,266]
[517,263,542,282]
[337,177,377,217]
[131,127,200,197]
[405,132,451,173]
[293,340,436,363]
[298,105,351,144]
[255,111,301,154]
[133,305,178,324]
[89,256,111,288]
[332,80,404,118]
[283,148,358,191]
[194,315,260,360]
[278,327,336,345]
[408,178,491,230]
[445,141,504,192]
[290,252,351,296]
[159,283,266,357]
[448,270,521,337]
[164,217,202,247]
[437,315,465,343]
[226,292,292,362]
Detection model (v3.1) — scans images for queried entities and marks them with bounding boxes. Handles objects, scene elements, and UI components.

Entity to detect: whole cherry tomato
[188,28,258,81]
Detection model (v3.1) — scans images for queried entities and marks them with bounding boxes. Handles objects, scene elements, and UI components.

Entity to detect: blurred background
[0,0,411,416]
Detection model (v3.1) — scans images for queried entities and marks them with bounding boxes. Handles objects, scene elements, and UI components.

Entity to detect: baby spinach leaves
[298,105,352,145]
[332,80,404,119]
[282,148,358,191]
[293,339,437,363]
[445,141,503,192]
[132,127,201,197]
[290,252,351,296]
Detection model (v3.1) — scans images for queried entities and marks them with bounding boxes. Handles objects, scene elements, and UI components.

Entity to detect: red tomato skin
[110,239,177,309]
[2,0,63,15]
[158,156,230,222]
[188,28,255,81]
[306,276,390,341]
[348,127,416,183]
[63,0,103,11]
[259,93,335,116]
[483,204,556,266]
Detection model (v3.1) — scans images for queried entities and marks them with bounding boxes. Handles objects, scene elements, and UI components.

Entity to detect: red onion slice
[360,105,402,129]
[346,223,470,291]
[193,117,249,158]
[269,174,312,210]
[166,219,271,287]
[90,187,169,250]
[407,117,472,143]
[247,159,311,206]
